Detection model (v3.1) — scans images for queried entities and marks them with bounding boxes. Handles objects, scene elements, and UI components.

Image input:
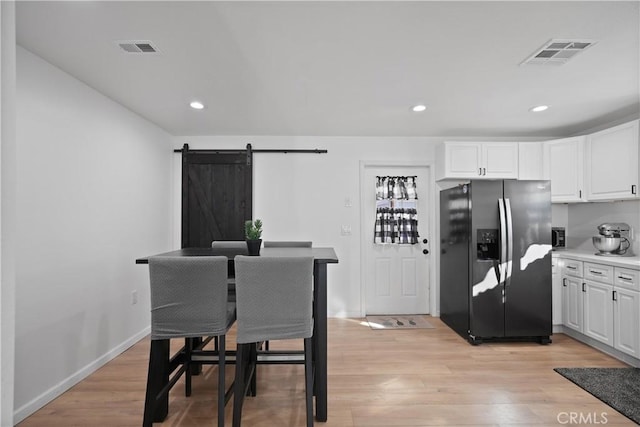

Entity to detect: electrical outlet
[131,290,138,305]
[341,225,352,236]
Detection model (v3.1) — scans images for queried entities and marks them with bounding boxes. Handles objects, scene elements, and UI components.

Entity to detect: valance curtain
[374,176,419,244]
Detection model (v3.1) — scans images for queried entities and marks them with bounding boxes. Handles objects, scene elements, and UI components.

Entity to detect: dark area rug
[554,367,640,424]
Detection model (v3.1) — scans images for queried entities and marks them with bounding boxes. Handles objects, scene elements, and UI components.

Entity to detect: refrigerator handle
[504,198,513,287]
[498,198,507,285]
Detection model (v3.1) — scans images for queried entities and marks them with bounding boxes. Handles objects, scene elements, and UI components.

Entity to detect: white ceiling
[15,1,640,138]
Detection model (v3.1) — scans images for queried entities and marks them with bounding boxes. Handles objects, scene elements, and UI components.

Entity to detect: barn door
[181,145,252,248]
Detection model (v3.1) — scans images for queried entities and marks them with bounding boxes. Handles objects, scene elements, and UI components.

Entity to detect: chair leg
[250,343,257,397]
[233,343,247,427]
[304,337,314,427]
[185,338,193,397]
[218,335,226,427]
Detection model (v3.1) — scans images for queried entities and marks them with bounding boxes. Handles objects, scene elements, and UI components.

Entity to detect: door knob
[423,239,428,244]
[423,249,429,255]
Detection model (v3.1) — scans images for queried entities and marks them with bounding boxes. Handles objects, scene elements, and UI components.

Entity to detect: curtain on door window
[374,176,419,244]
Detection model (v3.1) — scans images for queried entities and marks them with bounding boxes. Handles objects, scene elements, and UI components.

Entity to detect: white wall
[173,136,441,317]
[14,47,174,422]
[1,2,17,426]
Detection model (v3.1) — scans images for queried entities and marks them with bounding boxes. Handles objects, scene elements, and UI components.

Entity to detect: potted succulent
[244,219,263,256]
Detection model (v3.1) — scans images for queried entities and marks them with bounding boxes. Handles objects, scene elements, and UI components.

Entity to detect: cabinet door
[518,142,544,180]
[552,257,562,325]
[543,137,585,203]
[483,143,519,179]
[583,281,614,346]
[444,143,482,178]
[586,120,639,201]
[613,287,640,358]
[562,275,583,332]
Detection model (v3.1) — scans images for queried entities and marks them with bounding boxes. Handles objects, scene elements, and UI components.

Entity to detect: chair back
[149,256,231,340]
[212,240,249,253]
[234,256,314,344]
[263,241,312,248]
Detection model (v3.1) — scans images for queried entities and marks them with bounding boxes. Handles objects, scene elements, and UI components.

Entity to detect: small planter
[246,239,262,256]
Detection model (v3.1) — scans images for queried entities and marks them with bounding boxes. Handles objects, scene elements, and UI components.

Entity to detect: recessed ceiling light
[412,104,427,112]
[529,105,549,113]
[190,101,205,110]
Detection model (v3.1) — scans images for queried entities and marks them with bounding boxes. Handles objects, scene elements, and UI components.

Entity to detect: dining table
[136,246,339,423]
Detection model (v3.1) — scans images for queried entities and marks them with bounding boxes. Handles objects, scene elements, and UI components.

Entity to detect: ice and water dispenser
[477,229,499,260]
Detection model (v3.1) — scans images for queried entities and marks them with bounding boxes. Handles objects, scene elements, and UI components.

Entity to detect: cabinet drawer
[614,267,639,291]
[563,259,583,278]
[584,262,614,284]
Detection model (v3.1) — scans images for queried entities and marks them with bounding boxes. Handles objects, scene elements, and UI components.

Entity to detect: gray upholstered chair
[233,256,315,427]
[263,241,312,248]
[143,256,235,427]
[211,240,249,252]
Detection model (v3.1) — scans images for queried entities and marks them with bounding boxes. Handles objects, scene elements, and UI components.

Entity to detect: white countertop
[552,249,640,270]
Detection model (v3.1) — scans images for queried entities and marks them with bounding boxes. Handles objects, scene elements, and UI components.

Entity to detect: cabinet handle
[579,190,582,198]
[632,184,637,195]
[478,168,482,176]
[562,278,567,287]
[613,290,617,301]
[618,275,633,281]
[483,167,487,176]
[589,270,603,275]
[582,283,586,292]
[567,265,576,270]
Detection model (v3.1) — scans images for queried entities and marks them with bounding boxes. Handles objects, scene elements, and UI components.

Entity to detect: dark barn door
[181,146,252,248]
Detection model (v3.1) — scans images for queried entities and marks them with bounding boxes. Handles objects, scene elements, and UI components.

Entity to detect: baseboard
[13,326,151,424]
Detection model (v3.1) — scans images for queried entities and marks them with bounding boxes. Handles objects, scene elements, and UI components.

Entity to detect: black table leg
[313,262,328,422]
[143,339,169,426]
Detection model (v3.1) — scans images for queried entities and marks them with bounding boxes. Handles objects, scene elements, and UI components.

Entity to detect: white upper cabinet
[543,136,586,203]
[518,142,544,180]
[436,142,518,180]
[585,120,639,201]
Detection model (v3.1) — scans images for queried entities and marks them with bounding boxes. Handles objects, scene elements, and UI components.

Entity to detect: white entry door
[362,165,430,315]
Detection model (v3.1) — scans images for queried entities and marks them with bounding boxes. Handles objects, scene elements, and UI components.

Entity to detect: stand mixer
[593,223,631,256]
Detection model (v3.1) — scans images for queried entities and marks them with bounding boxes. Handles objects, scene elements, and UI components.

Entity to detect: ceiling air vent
[116,40,160,54]
[521,39,597,66]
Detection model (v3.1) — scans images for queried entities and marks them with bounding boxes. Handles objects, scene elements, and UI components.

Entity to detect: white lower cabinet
[613,267,640,358]
[561,259,640,360]
[613,287,640,358]
[561,259,584,333]
[562,275,584,333]
[551,256,562,326]
[583,281,613,346]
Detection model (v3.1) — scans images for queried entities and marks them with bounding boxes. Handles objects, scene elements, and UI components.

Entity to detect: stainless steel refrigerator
[439,180,552,344]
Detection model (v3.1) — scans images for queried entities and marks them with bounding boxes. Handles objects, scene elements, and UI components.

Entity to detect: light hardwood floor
[18,317,635,426]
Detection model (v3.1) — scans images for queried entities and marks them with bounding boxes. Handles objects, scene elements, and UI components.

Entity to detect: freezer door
[503,180,552,337]
[469,181,504,339]
[439,185,471,338]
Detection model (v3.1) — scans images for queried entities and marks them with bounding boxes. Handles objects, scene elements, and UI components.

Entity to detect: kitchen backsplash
[553,200,640,255]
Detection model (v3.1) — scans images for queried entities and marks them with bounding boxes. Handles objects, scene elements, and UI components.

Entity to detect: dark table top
[136,246,339,265]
